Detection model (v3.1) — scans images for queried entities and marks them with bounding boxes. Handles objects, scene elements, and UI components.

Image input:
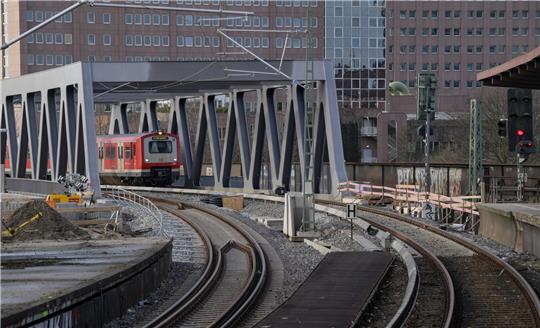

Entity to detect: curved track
[144,198,267,328]
[321,200,540,328]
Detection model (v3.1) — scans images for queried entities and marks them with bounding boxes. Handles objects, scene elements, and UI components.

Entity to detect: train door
[110,142,117,171]
[117,143,124,173]
[98,142,104,171]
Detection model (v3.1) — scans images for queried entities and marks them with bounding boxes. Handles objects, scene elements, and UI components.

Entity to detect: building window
[431,63,438,70]
[499,10,505,18]
[103,56,112,62]
[88,55,96,62]
[522,28,528,36]
[45,33,53,44]
[445,28,451,36]
[28,54,34,65]
[512,10,519,18]
[422,10,428,18]
[144,35,151,46]
[27,34,34,43]
[26,11,33,22]
[35,11,44,22]
[476,46,483,53]
[444,62,451,70]
[64,12,72,23]
[522,10,528,18]
[46,55,53,66]
[195,36,202,47]
[512,28,519,36]
[163,36,169,46]
[153,35,160,46]
[431,28,438,35]
[453,45,460,53]
[103,13,111,24]
[103,34,111,46]
[55,33,63,44]
[431,10,438,18]
[87,12,95,23]
[467,81,473,88]
[153,14,160,25]
[499,28,505,36]
[135,35,142,46]
[454,28,460,36]
[444,45,451,53]
[262,37,269,48]
[125,14,133,24]
[65,55,73,64]
[126,35,133,46]
[453,80,460,88]
[454,10,461,18]
[476,28,483,36]
[467,45,473,53]
[36,33,44,44]
[185,36,193,47]
[135,14,142,24]
[55,55,63,65]
[422,45,429,54]
[163,15,169,25]
[476,63,483,70]
[144,14,151,25]
[431,45,438,53]
[185,15,193,26]
[36,55,44,65]
[476,10,483,18]
[177,36,184,47]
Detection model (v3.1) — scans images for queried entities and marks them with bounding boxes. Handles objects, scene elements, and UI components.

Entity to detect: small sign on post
[347,204,357,219]
[346,204,357,240]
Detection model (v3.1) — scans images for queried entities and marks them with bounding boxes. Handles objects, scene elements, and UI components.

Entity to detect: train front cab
[142,133,180,185]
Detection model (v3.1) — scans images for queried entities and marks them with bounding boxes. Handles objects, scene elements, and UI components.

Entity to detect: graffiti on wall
[397,167,464,196]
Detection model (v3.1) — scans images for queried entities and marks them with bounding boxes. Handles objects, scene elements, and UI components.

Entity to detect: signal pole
[418,72,437,194]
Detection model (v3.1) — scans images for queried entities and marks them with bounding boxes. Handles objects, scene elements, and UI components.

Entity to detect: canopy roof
[477,45,540,89]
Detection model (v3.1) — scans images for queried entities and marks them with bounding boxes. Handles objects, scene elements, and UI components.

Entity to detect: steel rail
[142,200,216,328]
[315,200,453,328]
[145,197,267,327]
[355,204,540,325]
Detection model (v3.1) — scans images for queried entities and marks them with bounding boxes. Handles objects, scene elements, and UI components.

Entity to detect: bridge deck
[255,251,394,328]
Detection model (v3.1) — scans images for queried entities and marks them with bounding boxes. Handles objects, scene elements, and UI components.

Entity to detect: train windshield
[149,141,173,153]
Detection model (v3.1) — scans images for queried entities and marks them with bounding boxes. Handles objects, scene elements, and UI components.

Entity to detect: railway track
[319,199,540,327]
[143,198,267,328]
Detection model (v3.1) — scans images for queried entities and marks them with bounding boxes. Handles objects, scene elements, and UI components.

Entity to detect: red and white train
[4,131,181,186]
[97,131,181,185]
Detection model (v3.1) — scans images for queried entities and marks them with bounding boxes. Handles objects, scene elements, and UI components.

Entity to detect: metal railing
[101,185,164,236]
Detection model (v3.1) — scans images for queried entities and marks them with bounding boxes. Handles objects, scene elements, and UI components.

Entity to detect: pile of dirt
[4,200,90,241]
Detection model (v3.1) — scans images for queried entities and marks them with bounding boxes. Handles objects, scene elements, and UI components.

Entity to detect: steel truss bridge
[1,60,347,196]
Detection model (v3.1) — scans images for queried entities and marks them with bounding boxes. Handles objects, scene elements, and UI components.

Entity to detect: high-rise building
[1,0,324,79]
[325,0,386,163]
[379,0,540,162]
[385,1,540,114]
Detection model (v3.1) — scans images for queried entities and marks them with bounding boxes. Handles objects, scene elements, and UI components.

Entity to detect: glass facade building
[325,0,386,111]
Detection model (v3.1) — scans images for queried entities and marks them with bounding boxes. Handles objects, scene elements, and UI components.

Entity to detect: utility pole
[301,8,315,233]
[468,99,483,195]
[417,72,437,194]
[1,128,6,193]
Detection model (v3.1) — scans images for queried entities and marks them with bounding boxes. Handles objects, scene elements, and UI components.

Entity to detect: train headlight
[173,158,177,162]
[145,158,149,162]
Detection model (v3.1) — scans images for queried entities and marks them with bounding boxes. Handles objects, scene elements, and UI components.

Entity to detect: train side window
[118,145,123,159]
[98,146,103,159]
[132,143,136,157]
[125,147,131,159]
[112,145,116,159]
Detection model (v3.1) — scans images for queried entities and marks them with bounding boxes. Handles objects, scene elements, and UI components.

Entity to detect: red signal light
[517,129,525,136]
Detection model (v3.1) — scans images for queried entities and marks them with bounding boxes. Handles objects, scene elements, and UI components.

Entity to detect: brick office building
[378,1,540,162]
[1,0,324,78]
